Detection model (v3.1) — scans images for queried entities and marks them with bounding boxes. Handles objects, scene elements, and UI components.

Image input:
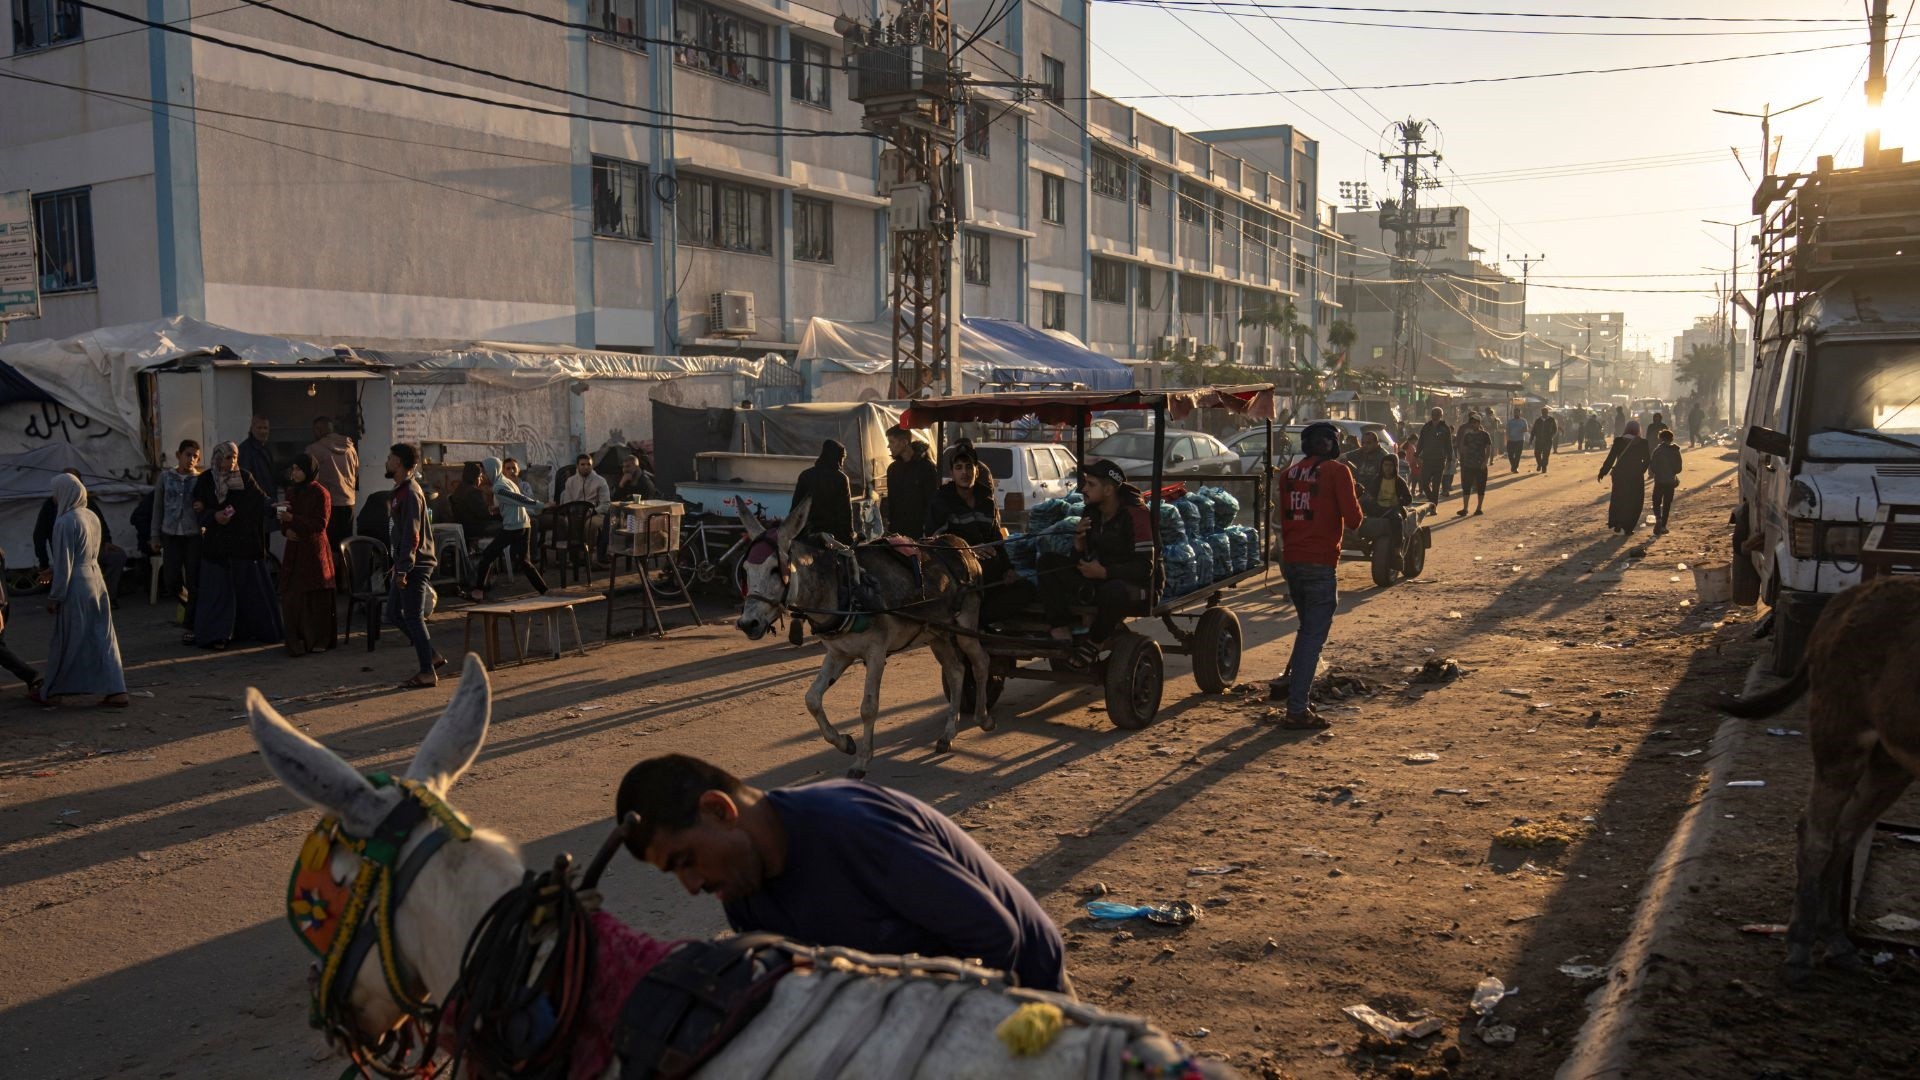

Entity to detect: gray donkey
[1724,575,1920,986]
[735,498,997,778]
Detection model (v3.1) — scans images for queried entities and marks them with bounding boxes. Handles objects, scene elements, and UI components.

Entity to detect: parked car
[1225,425,1293,473]
[968,441,1082,529]
[1251,421,1398,470]
[1089,429,1240,477]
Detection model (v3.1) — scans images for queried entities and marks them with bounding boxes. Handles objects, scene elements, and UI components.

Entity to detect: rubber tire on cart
[942,664,1006,713]
[1191,607,1242,694]
[1370,537,1400,588]
[1769,590,1826,677]
[1730,507,1761,605]
[1103,632,1165,730]
[1403,529,1428,578]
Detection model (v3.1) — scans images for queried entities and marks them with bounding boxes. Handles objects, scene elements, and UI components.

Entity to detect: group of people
[1400,405,1558,518]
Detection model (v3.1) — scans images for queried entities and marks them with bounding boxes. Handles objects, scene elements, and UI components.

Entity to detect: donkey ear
[247,688,394,837]
[738,500,766,541]
[406,655,491,796]
[780,498,811,557]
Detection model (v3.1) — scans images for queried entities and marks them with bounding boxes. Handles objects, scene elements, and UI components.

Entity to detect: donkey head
[247,656,527,1040]
[736,498,812,640]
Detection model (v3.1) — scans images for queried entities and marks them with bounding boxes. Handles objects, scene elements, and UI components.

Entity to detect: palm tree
[1240,298,1309,368]
[1325,320,1357,371]
[1678,341,1727,405]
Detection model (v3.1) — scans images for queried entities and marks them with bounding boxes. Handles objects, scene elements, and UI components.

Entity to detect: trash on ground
[1494,814,1590,849]
[1897,834,1920,845]
[1500,688,1532,697]
[1765,728,1802,737]
[1404,751,1441,764]
[1477,1022,1517,1046]
[1871,913,1920,933]
[1185,1028,1210,1039]
[1341,1004,1443,1041]
[1434,788,1470,796]
[1726,780,1768,788]
[1670,749,1703,758]
[1414,658,1465,684]
[1085,899,1200,926]
[1471,976,1517,1016]
[1739,923,1790,935]
[1446,611,1463,619]
[1558,963,1608,981]
[1187,865,1243,876]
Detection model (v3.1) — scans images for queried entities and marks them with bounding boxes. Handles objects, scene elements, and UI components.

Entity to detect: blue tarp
[964,318,1133,391]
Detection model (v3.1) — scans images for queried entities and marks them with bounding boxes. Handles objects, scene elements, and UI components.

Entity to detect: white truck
[1734,153,1920,674]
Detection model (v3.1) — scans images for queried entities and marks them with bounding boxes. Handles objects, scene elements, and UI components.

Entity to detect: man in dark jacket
[1686,400,1706,448]
[1649,429,1684,535]
[791,439,855,544]
[1041,459,1154,665]
[1416,408,1454,507]
[883,427,937,537]
[239,415,277,505]
[1530,406,1559,473]
[1455,414,1494,517]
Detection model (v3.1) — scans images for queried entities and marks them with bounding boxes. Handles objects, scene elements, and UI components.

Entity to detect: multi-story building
[1334,205,1523,379]
[3,0,1336,375]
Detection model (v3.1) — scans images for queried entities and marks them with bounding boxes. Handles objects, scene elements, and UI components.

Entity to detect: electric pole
[1505,252,1545,374]
[1866,0,1890,165]
[1375,119,1447,390]
[844,2,963,399]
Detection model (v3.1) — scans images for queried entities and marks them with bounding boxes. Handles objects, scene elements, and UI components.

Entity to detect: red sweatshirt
[1277,456,1364,566]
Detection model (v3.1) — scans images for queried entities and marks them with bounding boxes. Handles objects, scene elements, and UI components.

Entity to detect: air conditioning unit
[1258,345,1275,366]
[1229,342,1245,363]
[1154,335,1178,357]
[708,291,756,335]
[888,183,931,233]
[1177,336,1199,358]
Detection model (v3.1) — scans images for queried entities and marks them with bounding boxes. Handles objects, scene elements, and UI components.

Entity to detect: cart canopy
[902,385,1276,428]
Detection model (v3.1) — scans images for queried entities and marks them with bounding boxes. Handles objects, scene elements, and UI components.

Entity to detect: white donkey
[247,656,1231,1078]
[735,499,997,778]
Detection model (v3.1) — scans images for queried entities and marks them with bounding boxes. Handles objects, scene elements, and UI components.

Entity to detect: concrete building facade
[4,0,1337,371]
[1333,205,1523,379]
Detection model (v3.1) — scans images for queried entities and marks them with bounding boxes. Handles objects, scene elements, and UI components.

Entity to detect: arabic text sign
[0,190,41,321]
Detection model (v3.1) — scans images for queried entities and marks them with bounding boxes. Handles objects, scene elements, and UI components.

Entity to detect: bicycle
[649,496,766,599]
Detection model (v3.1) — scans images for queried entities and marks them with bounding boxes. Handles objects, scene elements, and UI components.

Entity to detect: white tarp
[797,315,1132,390]
[370,342,773,388]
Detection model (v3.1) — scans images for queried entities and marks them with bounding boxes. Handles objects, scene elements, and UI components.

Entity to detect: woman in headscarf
[277,452,336,656]
[189,441,285,649]
[1597,420,1653,534]
[42,474,128,706]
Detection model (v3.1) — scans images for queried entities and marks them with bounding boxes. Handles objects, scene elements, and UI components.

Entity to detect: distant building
[1333,204,1522,380]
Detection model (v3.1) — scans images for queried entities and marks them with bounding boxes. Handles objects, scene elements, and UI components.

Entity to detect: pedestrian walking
[1504,409,1529,474]
[41,474,128,707]
[34,469,127,600]
[188,442,284,650]
[276,453,336,656]
[1416,408,1453,506]
[1598,421,1652,533]
[883,426,937,537]
[1650,429,1684,535]
[152,439,203,624]
[1531,406,1559,473]
[1686,400,1706,448]
[305,416,359,548]
[1266,422,1362,728]
[1583,412,1604,451]
[386,443,443,690]
[0,544,46,703]
[1612,405,1627,438]
[1646,412,1672,442]
[1455,414,1494,517]
[469,456,548,602]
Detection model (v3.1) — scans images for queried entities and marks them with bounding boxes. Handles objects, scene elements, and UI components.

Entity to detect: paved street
[0,447,1911,1079]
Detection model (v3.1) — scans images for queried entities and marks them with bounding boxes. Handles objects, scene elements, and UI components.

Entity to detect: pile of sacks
[1161,486,1258,601]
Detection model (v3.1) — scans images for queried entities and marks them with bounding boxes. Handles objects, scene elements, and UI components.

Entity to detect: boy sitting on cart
[1039,459,1156,667]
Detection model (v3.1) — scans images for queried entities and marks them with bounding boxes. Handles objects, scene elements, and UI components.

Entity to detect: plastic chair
[338,536,391,651]
[543,500,598,587]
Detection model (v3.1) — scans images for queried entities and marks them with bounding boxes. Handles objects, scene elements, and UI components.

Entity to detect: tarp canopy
[798,316,1133,391]
[356,342,774,388]
[736,402,903,486]
[904,385,1276,428]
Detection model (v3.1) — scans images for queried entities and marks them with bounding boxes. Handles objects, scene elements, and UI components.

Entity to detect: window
[1243,207,1276,249]
[1177,181,1207,226]
[673,0,768,90]
[588,0,644,50]
[1136,165,1153,208]
[677,174,772,254]
[1137,268,1160,309]
[1210,193,1225,232]
[1040,55,1065,104]
[11,0,80,52]
[1040,173,1065,225]
[963,101,991,157]
[1178,276,1205,315]
[1028,449,1061,481]
[33,188,93,293]
[1040,291,1066,330]
[1296,179,1308,210]
[792,196,833,263]
[789,36,830,107]
[1091,257,1126,305]
[591,157,651,241]
[1091,149,1128,201]
[964,230,990,285]
[1293,252,1308,289]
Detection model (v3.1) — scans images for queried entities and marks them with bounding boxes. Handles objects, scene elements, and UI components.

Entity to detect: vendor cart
[902,385,1276,729]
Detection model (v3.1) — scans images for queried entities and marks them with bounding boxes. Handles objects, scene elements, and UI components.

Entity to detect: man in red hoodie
[1269,421,1364,727]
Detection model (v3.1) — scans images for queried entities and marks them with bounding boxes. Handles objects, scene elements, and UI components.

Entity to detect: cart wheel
[1371,537,1400,588]
[1191,608,1242,694]
[1403,529,1428,577]
[942,666,1006,713]
[1103,632,1164,730]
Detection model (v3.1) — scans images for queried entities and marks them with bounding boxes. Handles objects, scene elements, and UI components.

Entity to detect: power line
[1086,1,1863,22]
[69,1,874,139]
[1083,35,1910,99]
[1100,1,1865,35]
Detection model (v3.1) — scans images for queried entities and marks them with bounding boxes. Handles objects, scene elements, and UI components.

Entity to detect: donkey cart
[903,385,1276,730]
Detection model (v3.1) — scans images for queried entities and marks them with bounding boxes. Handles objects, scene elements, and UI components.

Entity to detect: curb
[1554,658,1777,1080]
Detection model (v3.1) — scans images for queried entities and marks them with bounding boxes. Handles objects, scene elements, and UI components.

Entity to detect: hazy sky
[1088,0,1917,356]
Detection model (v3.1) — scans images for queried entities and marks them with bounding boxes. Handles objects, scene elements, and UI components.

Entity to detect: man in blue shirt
[614,755,1069,994]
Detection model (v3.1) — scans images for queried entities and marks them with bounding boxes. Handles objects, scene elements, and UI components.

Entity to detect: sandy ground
[2,445,1915,1079]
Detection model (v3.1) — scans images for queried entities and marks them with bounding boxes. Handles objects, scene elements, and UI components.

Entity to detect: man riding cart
[1333,428,1429,587]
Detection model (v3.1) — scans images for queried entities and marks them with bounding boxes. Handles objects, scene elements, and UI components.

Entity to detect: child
[1649,428,1683,535]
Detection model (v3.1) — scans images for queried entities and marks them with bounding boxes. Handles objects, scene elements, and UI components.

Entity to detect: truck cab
[1735,154,1920,673]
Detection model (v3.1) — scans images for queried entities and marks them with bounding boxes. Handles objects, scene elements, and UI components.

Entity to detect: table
[461,593,605,668]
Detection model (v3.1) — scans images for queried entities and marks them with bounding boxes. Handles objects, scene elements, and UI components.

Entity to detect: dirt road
[3,446,1905,1079]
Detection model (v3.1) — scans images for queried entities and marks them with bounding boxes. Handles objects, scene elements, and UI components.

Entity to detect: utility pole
[1866,0,1891,165]
[1505,252,1545,375]
[844,2,963,399]
[1375,120,1448,399]
[1705,217,1756,428]
[1713,97,1820,203]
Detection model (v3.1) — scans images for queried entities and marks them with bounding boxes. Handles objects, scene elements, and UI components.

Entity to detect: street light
[1704,217,1760,425]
